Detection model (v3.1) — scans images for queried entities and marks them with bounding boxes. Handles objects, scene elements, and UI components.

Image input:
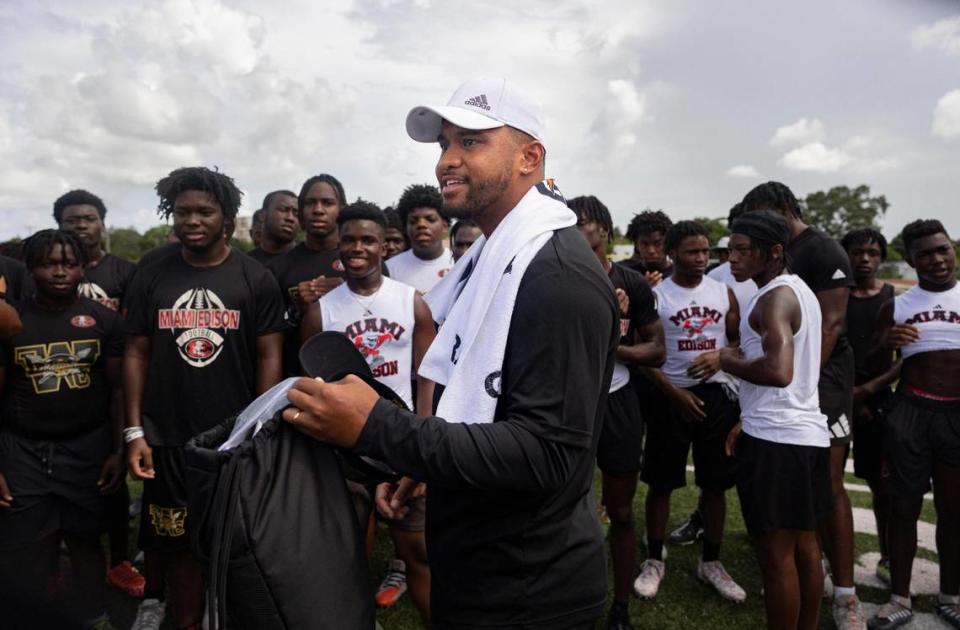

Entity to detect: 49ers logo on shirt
[158,288,240,367]
[669,303,722,351]
[78,281,120,311]
[344,318,406,377]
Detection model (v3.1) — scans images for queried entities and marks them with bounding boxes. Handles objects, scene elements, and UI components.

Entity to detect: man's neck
[852,275,882,296]
[347,271,383,297]
[260,236,295,255]
[754,264,786,289]
[787,217,809,242]
[413,243,444,261]
[305,230,338,252]
[672,267,703,289]
[181,241,230,267]
[919,277,958,293]
[476,180,538,237]
[86,245,105,266]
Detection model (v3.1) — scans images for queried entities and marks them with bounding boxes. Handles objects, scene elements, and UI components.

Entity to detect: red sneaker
[374,559,407,607]
[106,560,146,598]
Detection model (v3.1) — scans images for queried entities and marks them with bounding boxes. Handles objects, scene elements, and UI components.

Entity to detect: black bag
[185,412,374,630]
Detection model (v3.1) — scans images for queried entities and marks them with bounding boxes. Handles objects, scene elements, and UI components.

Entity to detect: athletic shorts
[138,446,191,552]
[881,391,960,499]
[820,346,855,446]
[852,387,895,484]
[640,383,739,493]
[735,432,832,536]
[596,384,644,477]
[0,425,111,550]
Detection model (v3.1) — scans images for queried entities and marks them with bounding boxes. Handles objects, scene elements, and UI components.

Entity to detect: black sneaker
[667,512,703,545]
[607,603,634,630]
[937,602,960,629]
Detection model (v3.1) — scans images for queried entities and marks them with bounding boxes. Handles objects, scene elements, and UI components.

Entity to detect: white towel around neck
[418,182,575,424]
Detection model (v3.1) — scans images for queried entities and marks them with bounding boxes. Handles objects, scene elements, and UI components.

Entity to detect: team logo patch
[78,281,119,311]
[333,260,345,272]
[344,317,407,377]
[158,288,241,368]
[71,314,97,328]
[149,504,187,537]
[669,302,722,351]
[484,371,502,398]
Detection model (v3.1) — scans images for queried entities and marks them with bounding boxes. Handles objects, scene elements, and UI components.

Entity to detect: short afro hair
[53,189,107,224]
[841,228,887,261]
[383,206,403,232]
[902,219,950,256]
[22,229,89,270]
[338,198,386,230]
[261,190,298,214]
[665,220,709,252]
[396,184,446,226]
[155,167,242,219]
[625,209,672,242]
[450,219,480,241]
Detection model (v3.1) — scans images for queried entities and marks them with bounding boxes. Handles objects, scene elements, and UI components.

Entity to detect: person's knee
[606,497,635,526]
[890,494,924,521]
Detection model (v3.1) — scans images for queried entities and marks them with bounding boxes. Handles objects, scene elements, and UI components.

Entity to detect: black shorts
[0,425,111,550]
[852,387,895,484]
[882,391,960,499]
[138,446,191,552]
[735,432,832,536]
[640,383,739,493]
[820,346,855,446]
[596,384,644,477]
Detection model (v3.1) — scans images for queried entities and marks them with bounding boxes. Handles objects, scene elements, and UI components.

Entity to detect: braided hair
[155,167,242,219]
[298,174,346,210]
[741,181,803,218]
[568,195,613,241]
[22,229,88,269]
[625,209,672,242]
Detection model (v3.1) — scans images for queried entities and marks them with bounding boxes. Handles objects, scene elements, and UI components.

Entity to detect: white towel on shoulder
[419,182,575,424]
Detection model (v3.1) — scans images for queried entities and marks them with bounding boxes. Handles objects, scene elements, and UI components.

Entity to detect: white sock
[834,585,856,599]
[940,593,960,605]
[891,594,911,609]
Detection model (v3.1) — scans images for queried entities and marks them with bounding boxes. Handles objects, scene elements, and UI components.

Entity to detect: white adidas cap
[714,236,730,249]
[406,78,545,144]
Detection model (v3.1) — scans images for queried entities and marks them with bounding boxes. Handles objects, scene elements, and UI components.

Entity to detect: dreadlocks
[741,181,803,219]
[22,229,88,269]
[727,202,745,226]
[396,184,446,226]
[568,196,613,241]
[841,228,888,260]
[665,220,709,252]
[298,174,347,210]
[53,189,107,223]
[155,167,242,219]
[626,209,672,243]
[902,219,950,256]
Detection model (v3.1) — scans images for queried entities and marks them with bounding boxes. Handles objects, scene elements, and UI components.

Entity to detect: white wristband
[123,427,145,444]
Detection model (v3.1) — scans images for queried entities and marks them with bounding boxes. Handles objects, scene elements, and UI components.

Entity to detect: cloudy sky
[1,0,958,241]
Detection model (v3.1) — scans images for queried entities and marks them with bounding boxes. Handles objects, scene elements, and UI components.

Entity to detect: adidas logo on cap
[464,94,491,111]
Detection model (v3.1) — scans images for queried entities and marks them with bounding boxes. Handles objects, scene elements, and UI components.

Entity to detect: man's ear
[518,140,546,176]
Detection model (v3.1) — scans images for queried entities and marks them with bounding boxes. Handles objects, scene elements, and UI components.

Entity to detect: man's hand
[643,270,663,287]
[128,438,155,480]
[669,387,706,422]
[888,324,920,349]
[297,276,345,306]
[375,477,426,520]
[615,288,630,317]
[98,454,124,494]
[724,422,742,456]
[687,351,721,382]
[282,375,379,448]
[0,472,12,508]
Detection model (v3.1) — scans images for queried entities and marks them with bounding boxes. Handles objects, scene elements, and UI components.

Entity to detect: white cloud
[911,15,960,56]
[932,89,960,140]
[726,164,759,178]
[779,142,851,172]
[770,117,826,147]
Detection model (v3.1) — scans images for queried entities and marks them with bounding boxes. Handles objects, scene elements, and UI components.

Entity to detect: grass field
[110,465,941,629]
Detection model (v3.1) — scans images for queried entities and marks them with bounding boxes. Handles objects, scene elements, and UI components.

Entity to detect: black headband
[731,212,790,249]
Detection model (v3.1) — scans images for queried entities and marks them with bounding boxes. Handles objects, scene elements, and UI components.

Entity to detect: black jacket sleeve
[355,264,617,493]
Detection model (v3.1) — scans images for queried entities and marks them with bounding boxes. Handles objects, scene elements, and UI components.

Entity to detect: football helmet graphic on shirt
[158,287,241,368]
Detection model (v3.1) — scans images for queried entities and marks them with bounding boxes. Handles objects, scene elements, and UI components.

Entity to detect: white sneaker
[131,598,166,630]
[833,594,867,630]
[633,559,665,599]
[697,560,746,603]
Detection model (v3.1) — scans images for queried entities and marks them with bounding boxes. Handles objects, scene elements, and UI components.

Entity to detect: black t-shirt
[80,254,136,312]
[265,243,345,316]
[616,257,674,279]
[847,283,895,385]
[788,227,855,359]
[357,226,617,629]
[1,298,123,440]
[247,247,287,266]
[124,251,286,446]
[137,242,180,268]
[0,255,32,301]
[609,263,659,345]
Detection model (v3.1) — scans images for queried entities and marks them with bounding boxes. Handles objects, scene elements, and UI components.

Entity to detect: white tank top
[654,276,733,388]
[739,274,829,447]
[893,283,960,358]
[320,277,416,409]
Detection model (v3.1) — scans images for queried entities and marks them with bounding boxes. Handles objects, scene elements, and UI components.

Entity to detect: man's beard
[443,165,512,222]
